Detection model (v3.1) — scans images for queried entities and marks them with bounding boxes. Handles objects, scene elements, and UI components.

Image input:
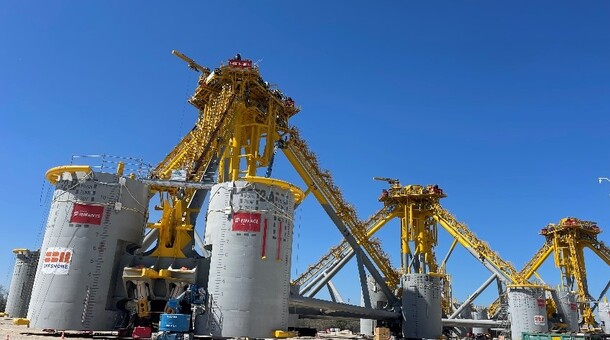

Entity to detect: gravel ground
[0,318,116,340]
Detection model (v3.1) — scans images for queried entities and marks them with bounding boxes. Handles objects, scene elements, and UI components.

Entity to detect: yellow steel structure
[291,205,401,287]
[539,218,608,328]
[148,53,298,258]
[488,217,610,327]
[295,180,527,315]
[281,130,400,289]
[147,51,399,293]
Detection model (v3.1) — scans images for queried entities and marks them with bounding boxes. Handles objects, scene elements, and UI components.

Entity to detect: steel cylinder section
[599,301,610,334]
[507,286,548,340]
[28,170,148,330]
[401,274,442,339]
[201,180,299,338]
[360,275,388,336]
[556,290,579,332]
[453,303,473,338]
[6,249,40,318]
[471,307,490,336]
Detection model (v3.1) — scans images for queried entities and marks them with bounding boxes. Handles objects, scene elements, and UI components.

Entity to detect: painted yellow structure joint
[273,330,298,338]
[244,176,305,204]
[45,165,92,184]
[12,318,30,326]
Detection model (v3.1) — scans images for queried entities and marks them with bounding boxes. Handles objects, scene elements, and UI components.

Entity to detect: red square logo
[70,203,104,225]
[232,212,261,232]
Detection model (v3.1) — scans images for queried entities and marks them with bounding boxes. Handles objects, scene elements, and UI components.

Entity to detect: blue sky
[1,1,609,308]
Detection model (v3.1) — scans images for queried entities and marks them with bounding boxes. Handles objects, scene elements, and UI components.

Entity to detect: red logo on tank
[70,203,104,225]
[232,212,261,232]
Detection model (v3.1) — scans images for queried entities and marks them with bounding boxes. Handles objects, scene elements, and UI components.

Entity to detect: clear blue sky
[1,1,609,308]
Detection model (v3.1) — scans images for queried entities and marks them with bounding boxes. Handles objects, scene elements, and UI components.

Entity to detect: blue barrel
[159,314,190,332]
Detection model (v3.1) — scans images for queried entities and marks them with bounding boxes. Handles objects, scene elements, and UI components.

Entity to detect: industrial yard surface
[0,318,367,340]
[0,318,112,340]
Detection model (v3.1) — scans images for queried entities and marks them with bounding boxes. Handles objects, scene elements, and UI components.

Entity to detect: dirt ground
[0,318,115,340]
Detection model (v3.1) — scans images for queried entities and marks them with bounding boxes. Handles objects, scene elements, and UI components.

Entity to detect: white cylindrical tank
[199,179,302,338]
[5,249,39,318]
[507,286,548,340]
[360,275,388,336]
[599,301,610,334]
[556,290,579,332]
[28,168,148,330]
[402,273,442,339]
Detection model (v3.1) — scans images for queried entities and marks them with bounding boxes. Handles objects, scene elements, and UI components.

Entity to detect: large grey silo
[556,289,579,332]
[5,249,39,318]
[507,286,548,340]
[28,169,148,330]
[200,180,300,338]
[401,273,442,339]
[361,275,388,336]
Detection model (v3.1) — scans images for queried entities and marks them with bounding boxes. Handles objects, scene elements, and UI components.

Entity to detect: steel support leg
[357,249,372,308]
[326,280,344,303]
[302,250,354,296]
[449,274,497,319]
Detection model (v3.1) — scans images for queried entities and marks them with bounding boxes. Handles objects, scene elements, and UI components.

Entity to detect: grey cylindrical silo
[556,289,579,332]
[402,273,442,339]
[28,169,148,330]
[507,286,548,340]
[360,275,388,336]
[200,179,300,338]
[598,301,610,334]
[472,307,490,336]
[5,249,40,318]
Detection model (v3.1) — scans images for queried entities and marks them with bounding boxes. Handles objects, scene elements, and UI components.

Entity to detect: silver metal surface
[360,275,389,336]
[289,295,400,320]
[28,171,148,330]
[401,274,442,339]
[507,286,548,340]
[199,180,296,338]
[471,307,490,335]
[5,249,39,318]
[556,289,579,332]
[442,318,507,328]
[598,301,610,334]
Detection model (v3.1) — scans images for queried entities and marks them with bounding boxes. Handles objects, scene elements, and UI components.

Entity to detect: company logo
[533,315,546,325]
[70,203,104,225]
[42,247,73,275]
[232,212,261,232]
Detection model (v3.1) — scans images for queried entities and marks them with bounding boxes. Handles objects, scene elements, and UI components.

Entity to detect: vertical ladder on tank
[81,179,118,329]
[496,303,511,337]
[205,293,223,335]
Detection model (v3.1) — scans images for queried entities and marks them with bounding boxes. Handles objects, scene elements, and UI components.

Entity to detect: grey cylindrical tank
[5,249,40,318]
[402,273,442,339]
[360,275,388,336]
[598,301,610,334]
[199,179,300,338]
[472,307,490,335]
[507,286,548,340]
[556,290,579,332]
[28,169,148,330]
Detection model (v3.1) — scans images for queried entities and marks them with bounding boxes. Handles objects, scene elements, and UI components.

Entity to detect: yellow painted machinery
[491,217,610,330]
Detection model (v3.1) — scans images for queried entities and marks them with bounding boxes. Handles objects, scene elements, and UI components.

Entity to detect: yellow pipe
[116,161,125,176]
[244,176,305,204]
[45,165,92,184]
